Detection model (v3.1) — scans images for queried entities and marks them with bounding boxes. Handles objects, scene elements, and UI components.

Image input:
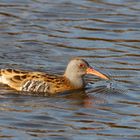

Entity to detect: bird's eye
[79,64,86,68]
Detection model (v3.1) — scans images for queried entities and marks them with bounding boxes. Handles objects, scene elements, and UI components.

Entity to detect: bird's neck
[63,73,85,89]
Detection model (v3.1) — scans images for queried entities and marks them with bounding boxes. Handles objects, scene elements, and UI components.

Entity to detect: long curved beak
[86,67,109,80]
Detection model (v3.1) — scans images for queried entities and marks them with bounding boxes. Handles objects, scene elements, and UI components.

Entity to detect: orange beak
[86,67,109,80]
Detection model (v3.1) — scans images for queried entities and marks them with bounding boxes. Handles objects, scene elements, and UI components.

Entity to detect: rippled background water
[0,0,140,139]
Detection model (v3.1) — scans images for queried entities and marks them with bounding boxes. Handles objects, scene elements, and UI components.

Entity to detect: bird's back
[0,68,73,94]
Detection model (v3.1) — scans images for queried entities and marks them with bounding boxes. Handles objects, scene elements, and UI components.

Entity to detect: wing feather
[0,69,47,91]
[0,68,73,94]
[22,80,50,93]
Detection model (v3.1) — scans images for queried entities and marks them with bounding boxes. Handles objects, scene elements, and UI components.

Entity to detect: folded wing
[0,69,50,92]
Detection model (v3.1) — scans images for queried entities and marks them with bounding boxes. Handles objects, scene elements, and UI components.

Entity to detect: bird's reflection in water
[58,80,128,108]
[57,89,107,108]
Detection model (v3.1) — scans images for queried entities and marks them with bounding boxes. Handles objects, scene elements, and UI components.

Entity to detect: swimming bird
[0,58,109,94]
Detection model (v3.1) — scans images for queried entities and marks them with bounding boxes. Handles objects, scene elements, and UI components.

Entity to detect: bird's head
[64,58,109,80]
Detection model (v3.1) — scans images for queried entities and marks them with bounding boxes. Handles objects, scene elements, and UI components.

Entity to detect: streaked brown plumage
[0,58,109,94]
